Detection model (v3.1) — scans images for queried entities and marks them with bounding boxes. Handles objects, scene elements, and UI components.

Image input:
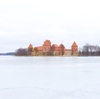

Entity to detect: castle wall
[64,51,72,56]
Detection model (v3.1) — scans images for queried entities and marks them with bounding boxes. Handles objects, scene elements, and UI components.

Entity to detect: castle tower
[28,44,33,55]
[43,40,51,52]
[71,42,78,56]
[59,44,65,56]
[28,44,33,50]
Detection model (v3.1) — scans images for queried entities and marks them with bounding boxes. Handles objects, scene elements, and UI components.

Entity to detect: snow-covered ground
[0,56,100,99]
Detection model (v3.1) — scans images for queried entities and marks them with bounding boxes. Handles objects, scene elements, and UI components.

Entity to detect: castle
[28,40,78,56]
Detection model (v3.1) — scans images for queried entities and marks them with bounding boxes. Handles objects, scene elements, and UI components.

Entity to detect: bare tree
[80,44,100,56]
[15,48,28,56]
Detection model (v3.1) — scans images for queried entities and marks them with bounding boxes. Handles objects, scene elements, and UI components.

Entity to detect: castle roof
[51,44,59,51]
[37,46,43,51]
[28,44,33,49]
[43,40,51,46]
[71,42,78,47]
[52,44,59,47]
[59,44,65,48]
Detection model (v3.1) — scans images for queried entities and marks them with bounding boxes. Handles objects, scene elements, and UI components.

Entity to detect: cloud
[0,0,100,52]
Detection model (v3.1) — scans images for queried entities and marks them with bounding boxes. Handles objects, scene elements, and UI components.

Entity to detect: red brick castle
[28,40,78,56]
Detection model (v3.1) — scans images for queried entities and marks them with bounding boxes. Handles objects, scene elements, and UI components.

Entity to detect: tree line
[15,48,28,56]
[79,44,100,56]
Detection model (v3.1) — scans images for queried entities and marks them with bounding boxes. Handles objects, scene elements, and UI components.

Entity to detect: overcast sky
[0,0,100,52]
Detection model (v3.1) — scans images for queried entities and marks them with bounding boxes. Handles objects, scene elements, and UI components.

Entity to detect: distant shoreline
[0,52,15,56]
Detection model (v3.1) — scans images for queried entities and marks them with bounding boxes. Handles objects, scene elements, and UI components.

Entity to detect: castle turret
[28,44,33,49]
[28,44,33,55]
[43,40,51,52]
[71,42,78,56]
[59,44,65,56]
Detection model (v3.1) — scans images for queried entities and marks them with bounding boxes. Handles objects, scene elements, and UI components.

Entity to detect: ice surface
[0,56,100,99]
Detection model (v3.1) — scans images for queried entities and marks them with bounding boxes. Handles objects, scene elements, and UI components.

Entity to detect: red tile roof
[71,42,78,47]
[53,44,59,47]
[37,46,43,51]
[43,40,51,46]
[28,44,33,48]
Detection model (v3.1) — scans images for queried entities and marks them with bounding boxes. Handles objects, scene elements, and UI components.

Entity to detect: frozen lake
[0,56,100,99]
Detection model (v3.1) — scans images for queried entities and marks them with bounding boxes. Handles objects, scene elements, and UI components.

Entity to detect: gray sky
[0,0,100,52]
